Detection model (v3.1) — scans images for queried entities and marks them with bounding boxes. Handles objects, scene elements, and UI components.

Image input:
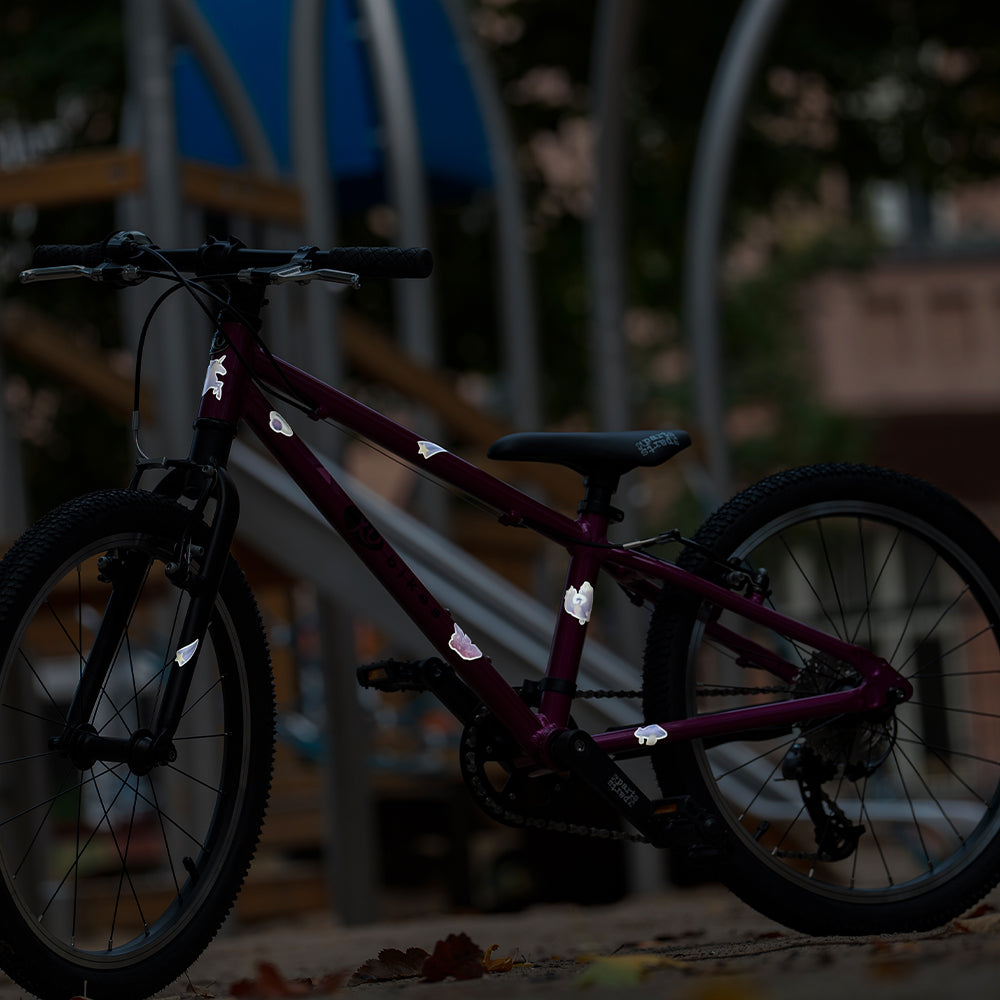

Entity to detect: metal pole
[290,0,343,395]
[289,0,379,927]
[122,0,193,458]
[0,308,26,539]
[682,0,789,505]
[441,0,542,429]
[355,0,437,367]
[587,0,640,433]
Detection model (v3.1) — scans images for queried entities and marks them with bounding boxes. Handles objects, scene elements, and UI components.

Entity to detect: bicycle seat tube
[539,511,613,726]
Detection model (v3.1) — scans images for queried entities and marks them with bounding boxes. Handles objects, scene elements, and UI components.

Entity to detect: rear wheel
[0,490,274,1000]
[643,464,1000,934]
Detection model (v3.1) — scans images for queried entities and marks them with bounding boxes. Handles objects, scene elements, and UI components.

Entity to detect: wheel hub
[793,651,897,780]
[51,724,176,775]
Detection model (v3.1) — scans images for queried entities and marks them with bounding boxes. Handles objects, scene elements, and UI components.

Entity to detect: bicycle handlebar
[29,232,434,280]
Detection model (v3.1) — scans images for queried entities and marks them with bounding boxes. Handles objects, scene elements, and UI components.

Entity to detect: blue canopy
[173,0,493,210]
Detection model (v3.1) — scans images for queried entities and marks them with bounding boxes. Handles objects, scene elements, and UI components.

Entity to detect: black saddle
[487,429,691,481]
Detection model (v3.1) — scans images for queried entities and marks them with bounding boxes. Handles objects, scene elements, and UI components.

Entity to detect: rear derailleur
[778,741,864,862]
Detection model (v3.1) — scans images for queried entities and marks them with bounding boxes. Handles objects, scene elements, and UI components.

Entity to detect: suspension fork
[150,462,240,748]
[54,464,240,771]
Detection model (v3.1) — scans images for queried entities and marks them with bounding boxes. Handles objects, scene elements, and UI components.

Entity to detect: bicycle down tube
[198,319,911,766]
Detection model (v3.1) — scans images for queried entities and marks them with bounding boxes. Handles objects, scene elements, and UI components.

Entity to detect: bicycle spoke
[14,646,67,722]
[887,551,939,666]
[897,584,969,675]
[778,529,845,640]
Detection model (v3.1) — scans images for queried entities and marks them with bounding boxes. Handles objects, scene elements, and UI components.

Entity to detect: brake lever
[19,263,146,286]
[236,264,361,288]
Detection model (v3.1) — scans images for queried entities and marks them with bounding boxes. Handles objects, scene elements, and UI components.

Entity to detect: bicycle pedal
[357,657,483,725]
[356,658,430,693]
[652,795,727,849]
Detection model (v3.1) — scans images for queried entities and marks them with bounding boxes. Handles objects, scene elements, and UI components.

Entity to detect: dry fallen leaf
[183,979,216,998]
[421,933,484,982]
[230,961,346,998]
[952,911,1000,934]
[348,946,429,985]
[868,939,918,981]
[482,944,516,973]
[680,974,771,999]
[231,962,311,997]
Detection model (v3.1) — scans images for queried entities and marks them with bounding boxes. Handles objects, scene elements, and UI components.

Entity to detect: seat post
[578,474,624,524]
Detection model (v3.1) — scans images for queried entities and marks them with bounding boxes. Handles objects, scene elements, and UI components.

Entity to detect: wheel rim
[686,500,1000,904]
[0,530,250,968]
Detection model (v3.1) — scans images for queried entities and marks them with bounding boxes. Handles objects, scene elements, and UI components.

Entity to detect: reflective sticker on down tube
[449,624,482,660]
[268,411,294,437]
[418,440,447,460]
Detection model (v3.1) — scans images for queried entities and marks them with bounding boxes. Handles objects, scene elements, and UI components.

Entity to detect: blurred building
[802,179,1000,529]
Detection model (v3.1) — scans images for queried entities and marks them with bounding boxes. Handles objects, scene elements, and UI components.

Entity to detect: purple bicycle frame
[198,321,912,768]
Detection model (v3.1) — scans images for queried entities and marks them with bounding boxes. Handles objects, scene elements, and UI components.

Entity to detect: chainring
[458,709,641,842]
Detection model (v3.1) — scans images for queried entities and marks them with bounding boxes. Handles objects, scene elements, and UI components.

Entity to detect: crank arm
[548,729,723,848]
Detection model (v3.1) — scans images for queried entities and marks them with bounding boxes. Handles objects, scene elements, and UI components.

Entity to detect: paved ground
[3,882,995,999]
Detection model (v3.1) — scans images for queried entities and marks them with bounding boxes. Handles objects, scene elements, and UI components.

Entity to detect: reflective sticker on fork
[563,581,594,625]
[417,440,447,459]
[174,639,199,667]
[268,411,294,437]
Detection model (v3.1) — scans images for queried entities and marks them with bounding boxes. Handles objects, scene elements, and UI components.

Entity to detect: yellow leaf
[575,954,690,989]
[482,944,516,973]
[680,975,771,1000]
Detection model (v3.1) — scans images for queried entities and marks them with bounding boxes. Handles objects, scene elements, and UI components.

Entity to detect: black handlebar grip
[319,246,433,279]
[31,242,108,268]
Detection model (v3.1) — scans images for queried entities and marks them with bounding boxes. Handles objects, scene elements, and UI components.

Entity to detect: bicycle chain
[463,683,789,845]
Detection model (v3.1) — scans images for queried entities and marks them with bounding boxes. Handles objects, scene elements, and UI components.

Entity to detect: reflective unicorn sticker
[202,355,228,400]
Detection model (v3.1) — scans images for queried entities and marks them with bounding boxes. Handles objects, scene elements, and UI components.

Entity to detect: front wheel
[0,490,275,1000]
[643,464,1000,935]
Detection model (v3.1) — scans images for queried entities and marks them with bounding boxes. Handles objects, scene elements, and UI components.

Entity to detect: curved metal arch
[166,0,279,175]
[441,0,542,429]
[682,0,791,503]
[355,0,438,367]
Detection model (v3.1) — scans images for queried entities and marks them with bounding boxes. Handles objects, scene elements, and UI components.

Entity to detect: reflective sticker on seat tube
[634,724,668,746]
[202,356,227,400]
[268,411,294,437]
[449,623,482,660]
[417,440,447,459]
[174,640,199,667]
[563,581,594,625]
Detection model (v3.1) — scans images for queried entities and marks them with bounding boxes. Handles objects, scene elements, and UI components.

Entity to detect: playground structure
[0,0,794,923]
[0,0,652,923]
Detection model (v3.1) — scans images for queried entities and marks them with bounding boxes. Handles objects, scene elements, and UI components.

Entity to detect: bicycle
[3,230,1000,999]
